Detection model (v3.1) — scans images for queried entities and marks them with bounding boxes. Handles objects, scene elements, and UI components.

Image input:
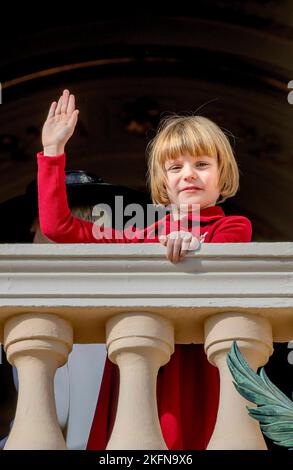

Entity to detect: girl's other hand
[159,231,200,263]
[42,89,79,156]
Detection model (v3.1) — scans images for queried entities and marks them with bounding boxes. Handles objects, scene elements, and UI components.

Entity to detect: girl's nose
[183,165,198,180]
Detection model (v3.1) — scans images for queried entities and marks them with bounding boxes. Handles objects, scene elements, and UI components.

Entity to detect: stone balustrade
[0,243,292,449]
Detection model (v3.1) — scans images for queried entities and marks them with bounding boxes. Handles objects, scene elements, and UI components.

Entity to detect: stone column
[4,313,73,450]
[204,312,273,450]
[106,312,174,450]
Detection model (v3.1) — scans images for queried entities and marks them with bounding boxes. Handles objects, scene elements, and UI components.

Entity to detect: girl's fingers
[164,232,200,263]
[47,101,57,119]
[189,236,200,251]
[179,236,200,260]
[55,95,63,115]
[180,249,188,259]
[67,94,75,115]
[181,235,192,252]
[61,89,70,114]
[67,109,79,129]
[172,238,182,263]
[166,238,175,261]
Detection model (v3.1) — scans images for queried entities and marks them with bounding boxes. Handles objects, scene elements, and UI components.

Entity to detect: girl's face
[164,154,220,210]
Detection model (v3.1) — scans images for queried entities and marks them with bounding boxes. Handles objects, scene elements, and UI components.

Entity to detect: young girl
[37,89,252,449]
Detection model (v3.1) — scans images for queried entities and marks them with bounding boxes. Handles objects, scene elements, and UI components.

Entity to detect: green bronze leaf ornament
[227,341,293,448]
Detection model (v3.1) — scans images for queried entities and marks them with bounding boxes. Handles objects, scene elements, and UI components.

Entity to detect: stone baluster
[106,312,174,450]
[4,313,73,450]
[204,312,273,450]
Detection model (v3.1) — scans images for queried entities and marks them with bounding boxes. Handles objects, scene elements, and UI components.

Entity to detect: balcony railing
[0,242,292,450]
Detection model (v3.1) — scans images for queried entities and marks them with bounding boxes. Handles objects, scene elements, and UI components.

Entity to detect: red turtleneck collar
[198,205,225,221]
[166,205,225,223]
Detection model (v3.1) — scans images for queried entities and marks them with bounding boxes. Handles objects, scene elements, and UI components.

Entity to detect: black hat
[0,170,151,243]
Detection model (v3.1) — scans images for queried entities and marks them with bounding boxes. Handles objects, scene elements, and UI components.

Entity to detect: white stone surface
[0,243,292,343]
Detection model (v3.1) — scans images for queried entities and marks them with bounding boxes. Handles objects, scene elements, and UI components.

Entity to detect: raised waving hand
[42,89,79,156]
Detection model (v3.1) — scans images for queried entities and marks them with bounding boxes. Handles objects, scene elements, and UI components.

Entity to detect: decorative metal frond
[227,341,293,448]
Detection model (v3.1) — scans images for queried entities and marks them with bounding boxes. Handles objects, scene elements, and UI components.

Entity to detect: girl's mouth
[181,186,203,192]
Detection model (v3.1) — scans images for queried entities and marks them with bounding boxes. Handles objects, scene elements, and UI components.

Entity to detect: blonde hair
[147,115,239,205]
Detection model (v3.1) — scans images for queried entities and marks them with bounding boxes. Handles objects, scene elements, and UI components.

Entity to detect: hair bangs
[158,119,218,166]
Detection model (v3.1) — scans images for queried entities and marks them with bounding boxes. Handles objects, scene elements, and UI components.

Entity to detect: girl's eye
[196,162,209,168]
[167,161,209,171]
[168,165,181,171]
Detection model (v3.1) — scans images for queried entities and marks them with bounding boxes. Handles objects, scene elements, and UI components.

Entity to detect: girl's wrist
[43,145,65,156]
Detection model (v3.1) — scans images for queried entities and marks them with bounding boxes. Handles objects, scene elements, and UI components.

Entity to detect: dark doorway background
[0,6,293,240]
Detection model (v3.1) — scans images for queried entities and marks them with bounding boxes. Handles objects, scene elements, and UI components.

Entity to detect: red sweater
[37,153,252,245]
[37,152,252,450]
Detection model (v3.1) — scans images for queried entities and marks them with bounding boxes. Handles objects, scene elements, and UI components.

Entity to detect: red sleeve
[37,152,123,243]
[211,216,252,243]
